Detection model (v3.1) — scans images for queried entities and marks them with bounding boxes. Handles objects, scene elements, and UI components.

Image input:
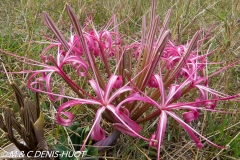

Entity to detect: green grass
[0,0,240,159]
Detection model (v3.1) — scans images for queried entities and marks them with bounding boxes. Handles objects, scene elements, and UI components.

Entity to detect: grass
[0,0,240,159]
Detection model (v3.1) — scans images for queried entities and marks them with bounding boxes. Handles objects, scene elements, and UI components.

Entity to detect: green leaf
[54,144,67,152]
[82,126,90,144]
[74,127,86,151]
[86,147,98,158]
[41,101,48,109]
[68,122,79,131]
[55,145,76,160]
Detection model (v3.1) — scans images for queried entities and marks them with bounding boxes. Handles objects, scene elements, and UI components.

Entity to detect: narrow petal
[81,107,106,151]
[108,86,133,103]
[115,92,158,111]
[46,72,65,101]
[155,111,168,160]
[106,105,149,141]
[104,75,118,102]
[154,74,165,106]
[166,111,225,149]
[115,109,141,133]
[56,99,100,126]
[91,107,106,141]
[89,79,104,102]
[60,55,89,77]
[168,84,182,99]
[113,123,139,137]
[196,85,230,98]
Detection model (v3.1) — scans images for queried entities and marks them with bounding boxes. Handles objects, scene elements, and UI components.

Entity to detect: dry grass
[0,0,240,159]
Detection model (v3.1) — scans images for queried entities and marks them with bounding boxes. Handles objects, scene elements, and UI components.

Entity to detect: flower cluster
[1,0,239,159]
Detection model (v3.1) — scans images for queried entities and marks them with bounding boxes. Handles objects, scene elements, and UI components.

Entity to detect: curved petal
[27,72,46,93]
[46,72,65,101]
[165,78,191,105]
[108,86,133,103]
[114,109,141,133]
[166,111,224,149]
[115,92,159,111]
[91,107,106,141]
[84,34,95,51]
[81,107,106,151]
[56,111,74,127]
[100,30,112,48]
[106,105,149,141]
[113,123,139,137]
[60,55,89,77]
[69,34,83,56]
[89,79,104,102]
[168,84,182,99]
[41,43,59,63]
[104,75,118,102]
[56,99,100,126]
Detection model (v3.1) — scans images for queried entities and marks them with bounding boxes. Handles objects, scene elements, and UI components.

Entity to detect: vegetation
[0,0,239,159]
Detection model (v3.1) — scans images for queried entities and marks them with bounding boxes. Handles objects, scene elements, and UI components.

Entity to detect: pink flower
[182,110,200,123]
[148,75,158,88]
[113,75,123,89]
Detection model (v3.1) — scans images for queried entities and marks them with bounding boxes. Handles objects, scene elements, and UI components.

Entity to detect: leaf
[54,144,67,152]
[33,112,48,150]
[68,122,79,131]
[72,127,83,151]
[86,147,98,157]
[80,127,89,144]
[54,145,74,160]
[41,101,48,109]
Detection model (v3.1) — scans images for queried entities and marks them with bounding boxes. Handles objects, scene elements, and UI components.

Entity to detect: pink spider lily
[1,0,240,159]
[43,4,153,152]
[2,2,130,143]
[129,64,238,159]
[55,75,152,151]
[27,53,89,101]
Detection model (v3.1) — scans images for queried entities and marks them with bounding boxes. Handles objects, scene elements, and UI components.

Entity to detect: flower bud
[183,110,200,123]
